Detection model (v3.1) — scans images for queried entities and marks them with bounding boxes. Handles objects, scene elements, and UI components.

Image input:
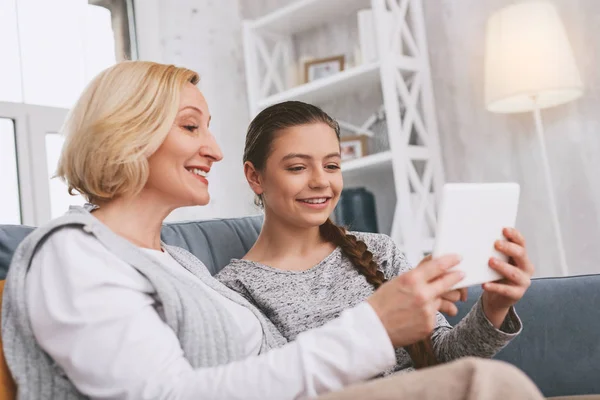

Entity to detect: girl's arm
[377,234,522,362]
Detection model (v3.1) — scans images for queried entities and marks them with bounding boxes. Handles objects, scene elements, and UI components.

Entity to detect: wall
[135,0,258,221]
[135,0,599,276]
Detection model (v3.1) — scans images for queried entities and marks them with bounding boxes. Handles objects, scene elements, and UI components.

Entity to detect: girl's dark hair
[244,101,437,369]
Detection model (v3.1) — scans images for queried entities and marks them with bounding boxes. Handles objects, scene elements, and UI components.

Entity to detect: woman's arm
[27,229,396,400]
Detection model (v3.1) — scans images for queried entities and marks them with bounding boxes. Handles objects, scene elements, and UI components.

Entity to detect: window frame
[89,0,139,61]
[0,102,69,226]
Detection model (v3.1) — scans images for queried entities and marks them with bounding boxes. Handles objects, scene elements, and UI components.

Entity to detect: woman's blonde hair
[56,61,199,203]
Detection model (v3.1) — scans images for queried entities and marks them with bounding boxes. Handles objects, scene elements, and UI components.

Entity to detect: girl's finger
[495,240,529,268]
[503,227,526,247]
[482,282,524,300]
[489,258,531,287]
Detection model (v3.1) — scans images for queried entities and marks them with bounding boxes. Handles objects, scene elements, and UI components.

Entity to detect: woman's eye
[183,125,199,132]
[326,164,341,170]
[287,166,305,172]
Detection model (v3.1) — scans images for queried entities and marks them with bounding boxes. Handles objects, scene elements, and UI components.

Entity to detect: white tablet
[432,183,520,289]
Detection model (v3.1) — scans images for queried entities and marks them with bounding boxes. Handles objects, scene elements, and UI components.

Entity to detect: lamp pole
[532,97,569,276]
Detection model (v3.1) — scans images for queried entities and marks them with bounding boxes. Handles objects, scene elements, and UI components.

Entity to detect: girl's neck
[91,191,173,251]
[246,212,335,269]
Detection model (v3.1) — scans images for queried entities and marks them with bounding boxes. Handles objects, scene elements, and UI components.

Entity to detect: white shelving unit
[258,62,381,109]
[242,0,445,264]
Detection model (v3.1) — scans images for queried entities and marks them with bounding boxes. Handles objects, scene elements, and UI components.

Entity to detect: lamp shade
[484,1,583,113]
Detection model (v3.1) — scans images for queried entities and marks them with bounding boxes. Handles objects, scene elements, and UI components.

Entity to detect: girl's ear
[244,161,263,196]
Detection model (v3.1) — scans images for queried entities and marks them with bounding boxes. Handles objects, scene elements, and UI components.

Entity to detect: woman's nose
[202,131,223,162]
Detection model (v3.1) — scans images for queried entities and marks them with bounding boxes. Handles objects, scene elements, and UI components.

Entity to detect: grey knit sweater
[217,231,522,373]
[1,206,286,399]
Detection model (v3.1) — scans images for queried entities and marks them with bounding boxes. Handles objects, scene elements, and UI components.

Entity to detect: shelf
[257,55,420,110]
[259,62,381,109]
[342,146,431,176]
[342,151,392,175]
[250,0,371,36]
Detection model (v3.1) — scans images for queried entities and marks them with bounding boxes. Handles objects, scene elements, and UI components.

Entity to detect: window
[90,0,138,61]
[0,0,23,103]
[0,118,21,224]
[14,0,117,108]
[0,0,133,225]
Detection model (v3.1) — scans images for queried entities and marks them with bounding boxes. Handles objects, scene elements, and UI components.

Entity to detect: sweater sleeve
[369,233,522,362]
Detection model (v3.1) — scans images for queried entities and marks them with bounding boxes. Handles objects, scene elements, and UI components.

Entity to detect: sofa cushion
[0,225,35,280]
[0,215,263,280]
[160,215,263,276]
[446,274,600,397]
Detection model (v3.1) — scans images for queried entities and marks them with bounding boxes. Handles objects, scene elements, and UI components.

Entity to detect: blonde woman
[2,61,544,400]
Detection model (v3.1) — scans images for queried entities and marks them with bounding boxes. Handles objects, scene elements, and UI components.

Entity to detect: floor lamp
[484,1,583,276]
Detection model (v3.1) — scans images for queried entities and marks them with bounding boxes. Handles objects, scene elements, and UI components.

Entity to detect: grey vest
[1,206,286,399]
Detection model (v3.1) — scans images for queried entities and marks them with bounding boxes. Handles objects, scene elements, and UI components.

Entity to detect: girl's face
[248,122,343,229]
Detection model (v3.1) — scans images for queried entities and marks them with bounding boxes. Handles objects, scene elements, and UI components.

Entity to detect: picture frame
[340,135,368,161]
[304,55,345,83]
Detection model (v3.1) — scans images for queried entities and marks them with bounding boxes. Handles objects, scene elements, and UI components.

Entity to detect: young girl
[217,101,534,372]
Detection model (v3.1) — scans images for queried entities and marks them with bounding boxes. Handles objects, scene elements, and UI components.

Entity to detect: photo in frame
[304,55,345,83]
[340,135,368,161]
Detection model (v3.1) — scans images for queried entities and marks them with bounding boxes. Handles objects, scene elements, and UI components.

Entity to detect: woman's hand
[482,227,535,328]
[367,255,463,348]
[419,255,468,312]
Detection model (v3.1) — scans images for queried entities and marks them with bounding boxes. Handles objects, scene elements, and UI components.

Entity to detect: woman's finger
[417,254,432,267]
[415,254,462,282]
[488,258,531,287]
[429,270,465,297]
[439,299,458,316]
[442,290,462,303]
[503,227,526,247]
[459,287,468,302]
[482,282,524,300]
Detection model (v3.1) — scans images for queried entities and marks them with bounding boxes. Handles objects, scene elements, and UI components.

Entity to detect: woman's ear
[244,161,263,196]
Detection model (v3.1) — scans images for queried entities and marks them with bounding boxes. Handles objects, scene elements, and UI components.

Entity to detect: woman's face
[254,122,343,229]
[145,83,222,208]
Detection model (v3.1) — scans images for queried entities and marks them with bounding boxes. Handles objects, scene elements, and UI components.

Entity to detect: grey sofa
[1,216,598,397]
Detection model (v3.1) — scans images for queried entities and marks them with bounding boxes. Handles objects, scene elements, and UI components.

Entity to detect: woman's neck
[247,212,335,268]
[91,192,173,251]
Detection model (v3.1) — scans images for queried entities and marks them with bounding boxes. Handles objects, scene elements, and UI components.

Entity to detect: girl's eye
[326,164,341,170]
[183,125,199,132]
[287,166,305,172]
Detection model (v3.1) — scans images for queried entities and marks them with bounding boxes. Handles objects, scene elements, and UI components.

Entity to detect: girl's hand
[482,227,535,327]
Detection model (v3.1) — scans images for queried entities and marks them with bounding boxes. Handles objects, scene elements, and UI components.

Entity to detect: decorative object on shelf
[484,1,583,277]
[340,135,368,161]
[303,55,345,83]
[333,187,379,234]
[357,9,394,64]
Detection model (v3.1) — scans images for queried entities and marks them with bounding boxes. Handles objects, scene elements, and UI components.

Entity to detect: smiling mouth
[185,167,209,179]
[297,197,330,204]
